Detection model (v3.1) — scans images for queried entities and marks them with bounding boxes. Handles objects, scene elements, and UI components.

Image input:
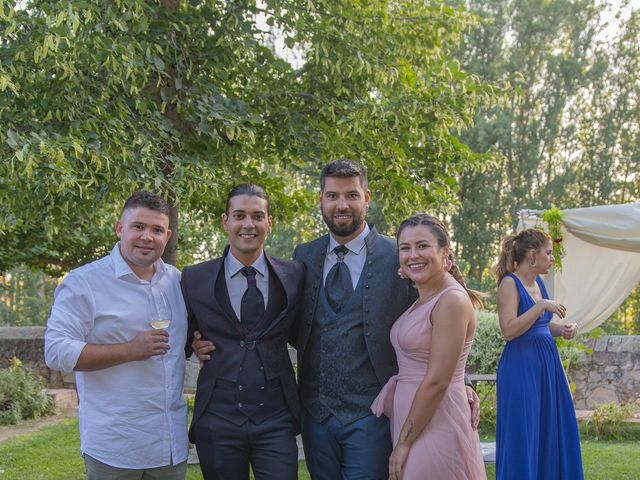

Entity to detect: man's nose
[336,196,348,209]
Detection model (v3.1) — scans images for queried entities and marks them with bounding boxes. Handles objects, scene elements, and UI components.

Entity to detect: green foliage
[476,381,498,438]
[555,327,601,392]
[0,358,56,425]
[600,286,640,335]
[540,206,566,270]
[467,310,505,374]
[451,0,640,295]
[0,266,57,326]
[0,0,502,273]
[585,400,640,440]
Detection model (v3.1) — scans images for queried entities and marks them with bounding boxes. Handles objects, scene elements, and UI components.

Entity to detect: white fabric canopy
[518,203,640,333]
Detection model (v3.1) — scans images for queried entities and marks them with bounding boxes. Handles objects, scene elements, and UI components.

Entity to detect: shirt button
[365,284,370,289]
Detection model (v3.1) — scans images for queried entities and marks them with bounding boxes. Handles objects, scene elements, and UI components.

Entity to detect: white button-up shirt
[44,243,188,469]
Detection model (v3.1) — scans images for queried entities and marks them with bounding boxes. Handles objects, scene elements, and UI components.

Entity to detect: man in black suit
[181,184,304,480]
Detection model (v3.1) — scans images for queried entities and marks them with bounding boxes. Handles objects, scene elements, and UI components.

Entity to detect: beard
[321,207,366,238]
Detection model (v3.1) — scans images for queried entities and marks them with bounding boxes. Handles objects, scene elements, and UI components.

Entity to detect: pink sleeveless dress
[372,285,486,480]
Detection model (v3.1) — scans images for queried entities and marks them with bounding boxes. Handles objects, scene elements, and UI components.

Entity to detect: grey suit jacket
[292,225,418,388]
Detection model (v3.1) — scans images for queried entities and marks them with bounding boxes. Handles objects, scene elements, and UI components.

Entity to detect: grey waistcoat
[300,276,380,424]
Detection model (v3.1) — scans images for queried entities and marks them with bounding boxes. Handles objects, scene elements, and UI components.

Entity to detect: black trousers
[193,409,298,480]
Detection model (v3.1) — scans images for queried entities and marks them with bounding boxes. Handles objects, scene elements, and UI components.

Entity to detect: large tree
[450,0,640,288]
[1,0,499,274]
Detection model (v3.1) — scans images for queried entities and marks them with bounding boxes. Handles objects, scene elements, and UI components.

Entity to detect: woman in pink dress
[372,213,486,480]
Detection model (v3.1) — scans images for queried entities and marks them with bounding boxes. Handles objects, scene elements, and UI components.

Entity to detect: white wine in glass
[149,319,171,329]
[148,289,172,330]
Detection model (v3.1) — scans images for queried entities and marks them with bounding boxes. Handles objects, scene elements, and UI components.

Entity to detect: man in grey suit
[292,159,479,479]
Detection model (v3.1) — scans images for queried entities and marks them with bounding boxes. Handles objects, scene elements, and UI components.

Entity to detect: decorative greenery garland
[540,207,565,271]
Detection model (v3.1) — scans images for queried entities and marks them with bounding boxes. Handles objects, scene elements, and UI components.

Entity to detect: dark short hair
[320,159,368,191]
[121,190,170,218]
[225,183,270,214]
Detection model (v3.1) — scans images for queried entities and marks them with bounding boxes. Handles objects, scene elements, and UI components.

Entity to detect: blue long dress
[496,273,583,480]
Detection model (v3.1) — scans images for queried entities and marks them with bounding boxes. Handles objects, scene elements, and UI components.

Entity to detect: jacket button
[238,385,244,391]
[240,340,245,347]
[260,386,265,390]
[365,284,370,289]
[238,402,243,408]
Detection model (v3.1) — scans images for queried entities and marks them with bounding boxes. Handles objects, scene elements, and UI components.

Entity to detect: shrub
[0,357,56,425]
[475,381,498,438]
[584,400,640,440]
[468,310,505,374]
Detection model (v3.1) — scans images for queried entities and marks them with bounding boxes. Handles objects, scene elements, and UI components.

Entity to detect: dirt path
[0,407,77,444]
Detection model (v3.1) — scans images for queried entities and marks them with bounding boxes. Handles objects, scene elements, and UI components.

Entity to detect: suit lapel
[259,255,290,337]
[207,254,245,336]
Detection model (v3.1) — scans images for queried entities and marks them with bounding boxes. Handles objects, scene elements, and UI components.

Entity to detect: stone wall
[1,327,638,410]
[0,326,198,389]
[572,335,640,409]
[0,326,67,387]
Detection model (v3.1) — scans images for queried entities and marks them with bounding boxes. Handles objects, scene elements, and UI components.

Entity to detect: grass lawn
[1,419,639,479]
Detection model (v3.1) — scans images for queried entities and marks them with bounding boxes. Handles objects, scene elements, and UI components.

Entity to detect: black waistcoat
[205,264,288,426]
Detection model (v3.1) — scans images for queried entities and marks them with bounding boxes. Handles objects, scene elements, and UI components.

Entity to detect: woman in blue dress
[495,228,583,479]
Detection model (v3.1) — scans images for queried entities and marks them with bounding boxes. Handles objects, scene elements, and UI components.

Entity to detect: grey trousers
[84,454,187,480]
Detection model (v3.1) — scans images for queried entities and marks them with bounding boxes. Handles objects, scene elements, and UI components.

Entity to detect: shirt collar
[226,248,267,278]
[328,223,370,256]
[111,242,167,281]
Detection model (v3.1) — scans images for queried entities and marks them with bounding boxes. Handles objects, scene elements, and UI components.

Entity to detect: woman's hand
[540,299,566,319]
[389,442,411,480]
[561,322,578,339]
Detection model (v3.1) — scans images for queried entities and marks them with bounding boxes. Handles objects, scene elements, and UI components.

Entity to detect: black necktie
[325,245,353,313]
[240,266,265,329]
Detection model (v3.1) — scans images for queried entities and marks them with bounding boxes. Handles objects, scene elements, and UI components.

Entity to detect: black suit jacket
[182,249,305,441]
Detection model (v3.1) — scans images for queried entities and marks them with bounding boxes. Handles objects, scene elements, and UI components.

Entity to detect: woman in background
[495,228,583,479]
[372,213,485,480]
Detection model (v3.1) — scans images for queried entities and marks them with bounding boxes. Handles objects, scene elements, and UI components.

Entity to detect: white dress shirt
[224,249,269,320]
[323,223,370,289]
[44,243,188,469]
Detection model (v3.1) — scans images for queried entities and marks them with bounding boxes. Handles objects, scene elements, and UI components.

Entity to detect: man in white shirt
[45,191,188,480]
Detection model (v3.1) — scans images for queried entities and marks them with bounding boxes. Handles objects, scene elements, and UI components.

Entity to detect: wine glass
[148,289,172,330]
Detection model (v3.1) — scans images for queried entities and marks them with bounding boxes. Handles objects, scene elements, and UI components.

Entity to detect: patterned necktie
[325,245,353,313]
[240,266,265,329]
